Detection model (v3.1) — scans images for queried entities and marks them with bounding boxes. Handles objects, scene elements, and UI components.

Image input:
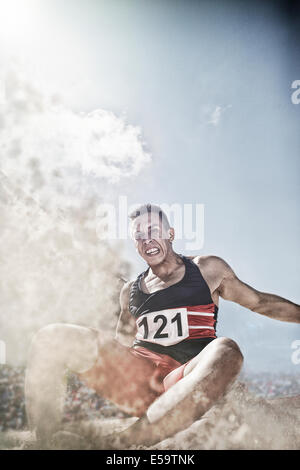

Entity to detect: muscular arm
[206,256,300,323]
[115,281,137,346]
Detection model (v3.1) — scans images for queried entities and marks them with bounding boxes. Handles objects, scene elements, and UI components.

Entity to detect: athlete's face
[130,212,174,266]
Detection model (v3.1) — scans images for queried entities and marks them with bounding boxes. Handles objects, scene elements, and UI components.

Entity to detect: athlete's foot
[91,431,128,450]
[92,416,165,450]
[91,431,150,450]
[23,428,92,450]
[19,434,53,450]
[48,430,92,450]
[19,432,45,450]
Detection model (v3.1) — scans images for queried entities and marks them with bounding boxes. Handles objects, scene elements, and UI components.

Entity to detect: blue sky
[2,0,299,372]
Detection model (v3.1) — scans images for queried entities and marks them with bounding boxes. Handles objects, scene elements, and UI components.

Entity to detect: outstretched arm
[115,281,137,346]
[214,257,300,323]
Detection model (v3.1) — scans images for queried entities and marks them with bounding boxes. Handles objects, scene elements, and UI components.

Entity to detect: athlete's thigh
[78,337,161,416]
[182,337,222,376]
[183,337,240,377]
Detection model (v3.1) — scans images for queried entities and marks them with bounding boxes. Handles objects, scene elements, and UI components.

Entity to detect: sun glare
[0,0,39,43]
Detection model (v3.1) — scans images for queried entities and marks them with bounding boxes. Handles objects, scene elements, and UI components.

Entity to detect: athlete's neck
[147,251,183,282]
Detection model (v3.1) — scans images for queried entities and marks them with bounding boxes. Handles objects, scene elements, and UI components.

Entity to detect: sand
[1,381,299,450]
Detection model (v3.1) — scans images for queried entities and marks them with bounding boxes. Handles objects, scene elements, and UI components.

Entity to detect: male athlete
[25,204,300,449]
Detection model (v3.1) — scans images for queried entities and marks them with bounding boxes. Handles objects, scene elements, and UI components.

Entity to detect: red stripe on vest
[188,315,215,327]
[184,304,217,339]
[188,329,217,339]
[181,303,216,313]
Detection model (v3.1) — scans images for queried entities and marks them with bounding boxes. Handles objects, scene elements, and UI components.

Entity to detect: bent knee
[214,337,244,362]
[32,323,64,344]
[31,323,98,352]
[30,323,99,372]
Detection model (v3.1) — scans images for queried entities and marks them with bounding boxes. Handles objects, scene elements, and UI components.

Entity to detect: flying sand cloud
[0,65,151,208]
[0,62,150,364]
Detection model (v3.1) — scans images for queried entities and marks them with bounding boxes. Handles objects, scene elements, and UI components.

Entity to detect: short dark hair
[128,203,170,229]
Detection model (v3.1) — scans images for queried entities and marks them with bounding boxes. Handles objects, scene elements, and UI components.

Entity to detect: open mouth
[144,247,160,257]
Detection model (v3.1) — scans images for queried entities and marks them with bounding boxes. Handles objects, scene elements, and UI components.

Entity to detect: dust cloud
[0,63,150,365]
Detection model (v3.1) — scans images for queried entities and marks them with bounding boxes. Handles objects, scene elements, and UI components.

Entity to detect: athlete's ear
[168,227,175,242]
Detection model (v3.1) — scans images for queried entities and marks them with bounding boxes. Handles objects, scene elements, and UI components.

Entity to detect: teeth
[146,248,159,255]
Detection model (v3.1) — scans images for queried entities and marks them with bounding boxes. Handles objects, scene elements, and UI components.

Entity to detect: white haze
[0,62,151,365]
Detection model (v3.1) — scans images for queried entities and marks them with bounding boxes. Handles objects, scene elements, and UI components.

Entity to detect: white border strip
[187,312,214,316]
[189,326,214,330]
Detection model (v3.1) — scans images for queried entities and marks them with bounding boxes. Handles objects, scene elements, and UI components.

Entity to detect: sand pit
[1,382,299,450]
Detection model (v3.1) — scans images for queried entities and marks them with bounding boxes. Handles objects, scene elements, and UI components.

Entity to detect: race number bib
[135,307,189,346]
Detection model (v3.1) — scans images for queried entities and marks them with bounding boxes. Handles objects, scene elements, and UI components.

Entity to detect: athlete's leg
[105,337,244,448]
[77,339,165,416]
[25,323,99,443]
[25,323,162,444]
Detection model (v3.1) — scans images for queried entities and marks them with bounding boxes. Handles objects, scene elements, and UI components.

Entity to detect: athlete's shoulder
[120,279,134,294]
[185,254,225,264]
[186,255,234,276]
[119,280,134,308]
